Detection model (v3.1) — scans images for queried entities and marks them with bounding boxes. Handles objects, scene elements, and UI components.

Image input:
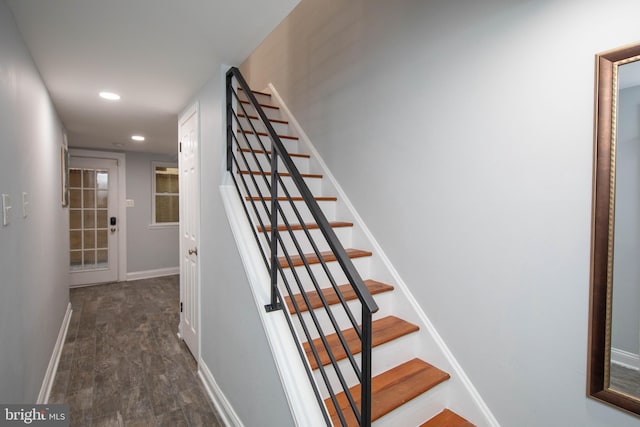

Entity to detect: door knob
[110,227,116,232]
[188,247,198,256]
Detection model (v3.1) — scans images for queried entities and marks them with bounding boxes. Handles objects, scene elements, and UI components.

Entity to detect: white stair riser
[236,117,290,135]
[312,332,421,398]
[249,199,337,226]
[273,226,352,256]
[373,382,450,427]
[290,291,394,342]
[237,101,283,121]
[240,175,322,199]
[277,257,371,294]
[237,91,272,105]
[234,134,299,153]
[235,151,310,175]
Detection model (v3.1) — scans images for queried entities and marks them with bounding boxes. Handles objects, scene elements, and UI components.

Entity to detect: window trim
[151,161,179,226]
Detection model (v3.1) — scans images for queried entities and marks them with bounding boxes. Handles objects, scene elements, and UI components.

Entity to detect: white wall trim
[198,360,244,427]
[69,149,127,282]
[38,303,72,403]
[126,266,179,281]
[220,185,327,427]
[611,347,640,371]
[268,83,500,427]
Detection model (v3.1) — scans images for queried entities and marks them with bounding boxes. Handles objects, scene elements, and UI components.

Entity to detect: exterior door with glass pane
[69,157,119,286]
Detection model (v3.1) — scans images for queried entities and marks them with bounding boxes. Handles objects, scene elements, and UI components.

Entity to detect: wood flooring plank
[279,248,371,268]
[237,129,298,140]
[285,279,392,314]
[238,170,322,179]
[245,196,337,202]
[325,358,450,426]
[237,113,288,125]
[239,147,308,158]
[420,409,475,427]
[259,221,353,234]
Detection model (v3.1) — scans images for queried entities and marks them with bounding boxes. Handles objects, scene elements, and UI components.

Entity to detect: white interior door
[69,157,119,286]
[179,103,200,358]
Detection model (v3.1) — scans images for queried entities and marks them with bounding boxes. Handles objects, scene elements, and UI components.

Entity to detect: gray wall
[125,151,179,274]
[612,85,640,356]
[0,0,69,402]
[240,0,640,425]
[183,68,295,427]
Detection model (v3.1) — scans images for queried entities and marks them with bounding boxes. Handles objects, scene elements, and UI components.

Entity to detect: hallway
[49,276,222,427]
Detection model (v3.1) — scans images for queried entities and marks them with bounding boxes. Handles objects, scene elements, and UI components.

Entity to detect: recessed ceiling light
[131,135,145,142]
[99,91,120,101]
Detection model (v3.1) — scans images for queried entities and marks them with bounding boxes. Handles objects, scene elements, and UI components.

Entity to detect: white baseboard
[611,347,640,371]
[198,360,244,427]
[38,302,72,403]
[126,266,179,281]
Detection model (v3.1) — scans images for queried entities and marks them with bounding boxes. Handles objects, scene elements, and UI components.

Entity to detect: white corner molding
[611,347,640,371]
[198,360,245,427]
[126,266,179,281]
[268,83,500,427]
[38,303,72,404]
[220,185,327,427]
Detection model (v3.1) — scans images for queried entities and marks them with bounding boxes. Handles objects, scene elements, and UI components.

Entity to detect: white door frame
[178,101,201,361]
[69,149,127,282]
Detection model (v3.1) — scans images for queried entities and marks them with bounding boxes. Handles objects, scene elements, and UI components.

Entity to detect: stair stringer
[220,184,328,427]
[267,83,501,427]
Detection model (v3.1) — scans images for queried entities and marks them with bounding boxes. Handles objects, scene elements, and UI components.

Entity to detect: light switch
[126,199,135,207]
[2,194,11,226]
[22,192,29,218]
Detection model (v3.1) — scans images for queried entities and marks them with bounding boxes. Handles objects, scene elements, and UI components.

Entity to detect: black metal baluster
[266,148,282,311]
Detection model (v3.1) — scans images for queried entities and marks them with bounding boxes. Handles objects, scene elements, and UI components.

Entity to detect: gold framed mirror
[589,42,640,415]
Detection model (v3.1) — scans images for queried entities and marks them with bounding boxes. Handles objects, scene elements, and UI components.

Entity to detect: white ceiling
[6,0,298,155]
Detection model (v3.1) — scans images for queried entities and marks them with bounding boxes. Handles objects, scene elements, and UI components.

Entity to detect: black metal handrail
[226,66,378,426]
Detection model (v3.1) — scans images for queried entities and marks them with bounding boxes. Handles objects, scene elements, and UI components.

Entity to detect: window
[152,163,179,224]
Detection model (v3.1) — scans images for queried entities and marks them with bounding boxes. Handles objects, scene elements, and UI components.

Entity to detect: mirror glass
[610,59,640,399]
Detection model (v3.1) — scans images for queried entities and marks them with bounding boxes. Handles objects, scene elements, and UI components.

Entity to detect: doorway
[178,103,200,359]
[69,150,127,286]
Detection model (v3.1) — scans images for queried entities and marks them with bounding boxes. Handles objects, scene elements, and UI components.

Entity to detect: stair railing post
[361,306,373,427]
[226,73,233,172]
[266,147,282,312]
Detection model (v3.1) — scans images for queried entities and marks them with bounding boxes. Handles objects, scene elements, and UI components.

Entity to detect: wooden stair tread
[326,358,450,426]
[239,147,308,158]
[245,196,337,202]
[420,409,475,427]
[285,279,392,314]
[303,316,417,370]
[238,129,298,140]
[279,248,371,268]
[239,170,322,179]
[237,113,288,125]
[259,221,353,233]
[240,99,279,110]
[237,87,271,97]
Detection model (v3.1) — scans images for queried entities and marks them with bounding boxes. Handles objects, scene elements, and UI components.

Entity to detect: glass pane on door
[69,168,109,271]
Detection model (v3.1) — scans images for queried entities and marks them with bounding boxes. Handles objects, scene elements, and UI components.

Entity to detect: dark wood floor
[610,363,640,398]
[49,275,222,427]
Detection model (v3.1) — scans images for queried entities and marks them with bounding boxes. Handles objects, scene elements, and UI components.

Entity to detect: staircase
[225,68,488,426]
